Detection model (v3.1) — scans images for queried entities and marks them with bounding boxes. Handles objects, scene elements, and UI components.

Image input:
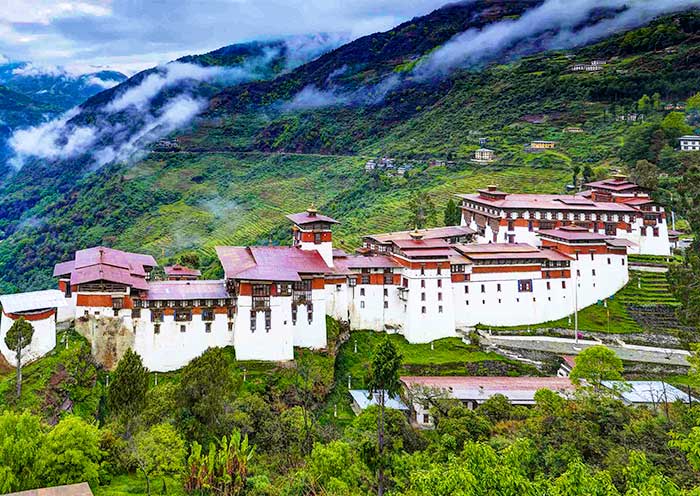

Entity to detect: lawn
[94,474,184,496]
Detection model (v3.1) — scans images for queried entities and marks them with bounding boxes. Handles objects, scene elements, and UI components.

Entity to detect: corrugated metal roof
[164,264,201,277]
[5,483,93,496]
[0,290,67,313]
[216,246,330,282]
[401,376,575,403]
[602,381,697,404]
[349,390,408,411]
[365,226,474,244]
[337,255,400,269]
[539,228,612,242]
[286,212,339,225]
[457,193,638,212]
[54,247,156,290]
[144,280,228,300]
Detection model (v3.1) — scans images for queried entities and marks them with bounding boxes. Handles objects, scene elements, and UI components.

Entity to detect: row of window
[152,321,233,334]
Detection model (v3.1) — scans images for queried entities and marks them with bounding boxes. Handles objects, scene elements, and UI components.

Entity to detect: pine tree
[108,349,149,418]
[367,337,402,496]
[4,317,34,398]
[444,199,460,226]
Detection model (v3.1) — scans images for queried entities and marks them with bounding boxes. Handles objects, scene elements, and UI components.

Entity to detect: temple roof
[215,246,330,282]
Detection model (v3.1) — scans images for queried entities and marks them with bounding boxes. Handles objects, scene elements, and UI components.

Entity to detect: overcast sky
[0,0,448,75]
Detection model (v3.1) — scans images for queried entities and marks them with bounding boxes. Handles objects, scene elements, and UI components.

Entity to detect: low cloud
[85,75,122,89]
[414,0,698,79]
[283,74,401,111]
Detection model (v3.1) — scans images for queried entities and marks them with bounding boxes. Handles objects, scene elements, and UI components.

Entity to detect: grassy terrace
[478,270,681,335]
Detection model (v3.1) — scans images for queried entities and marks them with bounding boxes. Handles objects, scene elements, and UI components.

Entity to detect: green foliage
[630,159,660,190]
[184,431,255,496]
[38,415,102,487]
[0,410,44,492]
[688,92,700,112]
[570,345,623,387]
[108,349,149,419]
[132,423,186,496]
[443,198,460,226]
[178,348,236,442]
[661,112,694,143]
[407,191,437,229]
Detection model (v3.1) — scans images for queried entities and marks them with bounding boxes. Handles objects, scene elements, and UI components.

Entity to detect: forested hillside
[0,4,698,294]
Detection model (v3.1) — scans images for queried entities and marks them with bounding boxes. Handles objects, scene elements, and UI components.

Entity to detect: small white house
[679,135,700,152]
[0,290,67,366]
[472,148,495,163]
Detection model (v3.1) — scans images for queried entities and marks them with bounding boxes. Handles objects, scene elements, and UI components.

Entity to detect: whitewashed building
[0,290,66,366]
[458,176,671,255]
[1,180,639,369]
[679,135,700,152]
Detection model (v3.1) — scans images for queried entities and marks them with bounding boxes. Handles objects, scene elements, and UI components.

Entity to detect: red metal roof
[454,243,538,254]
[164,264,201,277]
[216,246,330,282]
[458,193,638,212]
[364,226,474,244]
[401,376,575,392]
[286,212,339,226]
[584,178,640,192]
[538,228,612,242]
[336,255,401,269]
[144,280,228,300]
[54,246,156,290]
[393,238,451,249]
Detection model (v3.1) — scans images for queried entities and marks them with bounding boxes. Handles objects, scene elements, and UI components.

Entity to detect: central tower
[286,205,339,267]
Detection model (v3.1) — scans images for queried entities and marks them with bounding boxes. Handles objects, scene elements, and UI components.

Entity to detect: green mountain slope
[0,5,699,292]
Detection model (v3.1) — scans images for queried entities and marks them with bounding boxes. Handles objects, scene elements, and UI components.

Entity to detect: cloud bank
[415,0,698,78]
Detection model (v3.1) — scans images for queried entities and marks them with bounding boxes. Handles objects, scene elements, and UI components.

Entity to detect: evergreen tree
[366,337,402,496]
[571,165,581,188]
[630,159,660,190]
[582,165,593,184]
[108,349,149,418]
[652,92,662,111]
[444,198,460,226]
[4,317,34,398]
[687,91,700,112]
[408,192,437,229]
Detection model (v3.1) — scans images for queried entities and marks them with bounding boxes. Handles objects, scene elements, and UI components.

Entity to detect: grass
[317,329,533,426]
[479,271,681,335]
[94,474,184,496]
[0,329,105,419]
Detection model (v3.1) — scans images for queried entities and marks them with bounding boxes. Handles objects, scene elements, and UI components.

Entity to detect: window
[437,279,442,288]
[591,253,595,260]
[336,284,342,292]
[592,269,596,276]
[421,306,426,314]
[481,284,485,293]
[360,288,365,296]
[607,257,611,265]
[497,283,501,292]
[466,300,469,305]
[546,281,551,290]
[420,265,425,276]
[227,306,236,319]
[112,297,124,309]
[576,269,581,277]
[423,414,430,424]
[622,258,625,266]
[528,220,534,232]
[508,220,514,231]
[132,308,141,319]
[384,301,389,309]
[205,322,212,333]
[265,310,272,331]
[421,280,426,288]
[464,286,469,294]
[421,292,426,301]
[518,280,533,292]
[437,266,442,275]
[175,309,192,322]
[653,227,659,237]
[314,232,322,244]
[438,292,443,301]
[562,281,566,289]
[151,310,164,323]
[438,305,443,313]
[383,288,388,297]
[228,322,233,332]
[153,324,160,334]
[360,301,365,309]
[180,325,186,333]
[250,310,256,332]
[202,309,214,321]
